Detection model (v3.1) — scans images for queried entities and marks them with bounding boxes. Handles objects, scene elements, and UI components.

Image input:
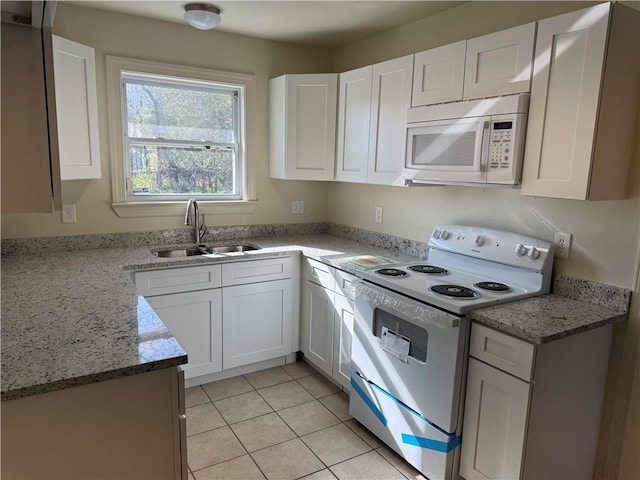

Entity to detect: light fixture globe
[184,3,221,30]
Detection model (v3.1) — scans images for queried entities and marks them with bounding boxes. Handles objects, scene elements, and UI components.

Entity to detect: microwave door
[405,117,490,183]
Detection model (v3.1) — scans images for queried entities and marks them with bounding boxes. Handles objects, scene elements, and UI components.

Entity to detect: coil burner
[430,284,479,299]
[408,265,448,274]
[375,268,408,277]
[474,281,510,292]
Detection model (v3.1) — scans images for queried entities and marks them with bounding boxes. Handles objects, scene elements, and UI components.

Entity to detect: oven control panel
[430,225,554,272]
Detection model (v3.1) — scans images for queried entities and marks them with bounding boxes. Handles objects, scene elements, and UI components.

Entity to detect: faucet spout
[185,198,206,244]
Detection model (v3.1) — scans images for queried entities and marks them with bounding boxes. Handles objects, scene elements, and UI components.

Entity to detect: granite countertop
[0,234,414,401]
[1,231,629,401]
[469,294,628,344]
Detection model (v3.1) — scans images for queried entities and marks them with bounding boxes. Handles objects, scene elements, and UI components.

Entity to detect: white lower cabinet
[145,290,222,379]
[302,281,335,374]
[460,323,614,480]
[332,293,355,389]
[223,279,293,369]
[301,258,356,390]
[460,358,530,479]
[136,256,298,385]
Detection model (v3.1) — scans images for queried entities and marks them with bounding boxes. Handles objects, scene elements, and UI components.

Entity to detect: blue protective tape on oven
[401,433,462,453]
[350,376,387,426]
[352,370,454,439]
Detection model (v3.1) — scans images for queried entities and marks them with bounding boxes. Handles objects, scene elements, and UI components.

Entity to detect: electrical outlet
[292,200,304,214]
[554,232,572,259]
[375,206,383,224]
[62,204,77,223]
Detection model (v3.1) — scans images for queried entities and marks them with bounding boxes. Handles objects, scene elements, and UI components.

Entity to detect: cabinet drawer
[335,269,357,301]
[222,257,292,286]
[135,265,222,296]
[304,258,336,290]
[470,323,535,381]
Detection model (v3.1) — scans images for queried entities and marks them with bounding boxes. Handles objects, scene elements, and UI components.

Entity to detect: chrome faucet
[184,198,207,244]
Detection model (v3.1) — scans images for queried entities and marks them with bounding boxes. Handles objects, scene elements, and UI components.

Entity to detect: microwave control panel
[489,121,514,170]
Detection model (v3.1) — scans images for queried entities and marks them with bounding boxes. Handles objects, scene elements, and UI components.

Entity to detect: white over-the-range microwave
[404,93,529,186]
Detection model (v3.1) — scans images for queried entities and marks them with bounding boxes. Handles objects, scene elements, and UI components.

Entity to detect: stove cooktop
[356,225,554,315]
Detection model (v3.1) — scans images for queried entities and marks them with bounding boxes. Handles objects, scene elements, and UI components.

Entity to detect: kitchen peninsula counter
[1,231,630,401]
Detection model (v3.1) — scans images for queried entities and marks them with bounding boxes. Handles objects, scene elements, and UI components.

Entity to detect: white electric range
[357,224,554,314]
[350,225,554,480]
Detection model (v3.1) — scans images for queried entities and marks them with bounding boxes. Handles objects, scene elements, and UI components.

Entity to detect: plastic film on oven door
[352,281,469,434]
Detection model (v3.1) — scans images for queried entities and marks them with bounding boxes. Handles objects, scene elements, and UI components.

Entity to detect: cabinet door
[222,279,293,369]
[367,55,413,186]
[53,35,101,180]
[460,358,530,480]
[412,41,466,106]
[145,290,222,379]
[335,66,372,183]
[301,281,335,376]
[1,24,59,213]
[332,293,354,391]
[521,4,610,200]
[464,22,535,100]
[269,74,337,181]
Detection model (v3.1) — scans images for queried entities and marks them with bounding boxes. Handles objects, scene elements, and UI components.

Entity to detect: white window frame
[106,56,257,218]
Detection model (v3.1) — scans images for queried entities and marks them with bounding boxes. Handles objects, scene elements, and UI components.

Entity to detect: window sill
[112,200,258,218]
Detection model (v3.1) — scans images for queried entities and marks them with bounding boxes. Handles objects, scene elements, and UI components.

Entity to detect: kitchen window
[107,56,256,218]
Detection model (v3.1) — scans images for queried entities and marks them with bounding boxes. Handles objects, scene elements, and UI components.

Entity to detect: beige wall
[2,1,638,476]
[0,3,332,238]
[329,2,640,477]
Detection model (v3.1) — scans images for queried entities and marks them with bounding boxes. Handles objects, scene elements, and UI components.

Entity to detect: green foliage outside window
[124,77,239,197]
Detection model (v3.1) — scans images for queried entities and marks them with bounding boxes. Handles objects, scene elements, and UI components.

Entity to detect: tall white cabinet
[301,258,357,390]
[521,3,639,200]
[335,55,413,186]
[269,74,338,181]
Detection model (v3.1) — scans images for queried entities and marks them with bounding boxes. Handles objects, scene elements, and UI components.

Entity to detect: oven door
[352,281,469,434]
[404,116,490,184]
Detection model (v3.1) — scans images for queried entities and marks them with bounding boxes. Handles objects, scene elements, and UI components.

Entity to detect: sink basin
[151,244,260,257]
[211,245,259,253]
[152,248,206,258]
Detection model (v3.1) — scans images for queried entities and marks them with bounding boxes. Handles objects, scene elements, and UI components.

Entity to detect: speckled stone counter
[1,233,415,401]
[2,227,630,400]
[469,294,628,344]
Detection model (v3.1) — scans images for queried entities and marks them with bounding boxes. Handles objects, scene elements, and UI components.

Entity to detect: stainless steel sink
[151,244,260,257]
[211,245,259,253]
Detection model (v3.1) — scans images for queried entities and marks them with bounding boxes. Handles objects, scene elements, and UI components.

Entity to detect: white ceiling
[64,1,465,48]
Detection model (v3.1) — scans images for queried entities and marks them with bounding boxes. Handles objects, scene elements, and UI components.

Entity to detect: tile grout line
[186,363,413,479]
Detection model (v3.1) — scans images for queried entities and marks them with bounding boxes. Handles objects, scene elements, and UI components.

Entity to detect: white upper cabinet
[521,3,639,200]
[412,23,535,107]
[53,35,101,180]
[463,22,535,100]
[367,55,414,185]
[336,56,412,185]
[412,41,466,106]
[269,74,338,181]
[335,66,373,183]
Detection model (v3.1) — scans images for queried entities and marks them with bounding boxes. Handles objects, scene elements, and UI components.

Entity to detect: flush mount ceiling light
[184,3,221,30]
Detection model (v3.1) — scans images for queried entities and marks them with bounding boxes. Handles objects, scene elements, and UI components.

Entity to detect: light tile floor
[185,360,427,480]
